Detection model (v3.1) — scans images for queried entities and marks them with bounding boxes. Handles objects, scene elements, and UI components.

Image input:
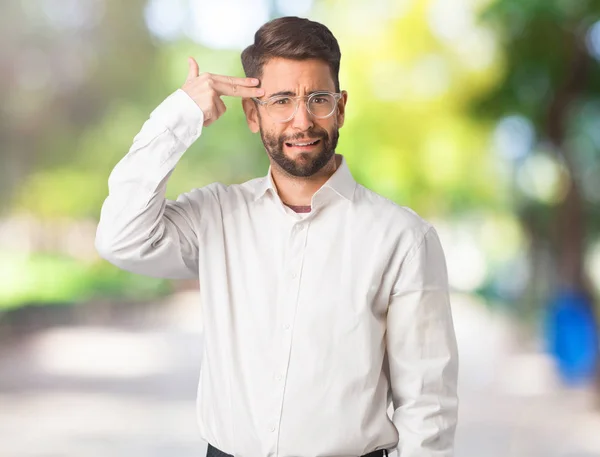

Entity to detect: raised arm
[95,58,264,279]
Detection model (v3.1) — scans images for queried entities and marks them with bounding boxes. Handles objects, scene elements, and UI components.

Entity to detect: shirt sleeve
[386,226,459,457]
[95,89,209,279]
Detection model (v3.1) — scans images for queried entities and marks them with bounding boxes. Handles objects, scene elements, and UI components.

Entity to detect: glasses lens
[308,94,336,118]
[267,97,296,121]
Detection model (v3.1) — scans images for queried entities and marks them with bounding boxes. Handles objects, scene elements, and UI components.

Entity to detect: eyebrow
[265,89,331,98]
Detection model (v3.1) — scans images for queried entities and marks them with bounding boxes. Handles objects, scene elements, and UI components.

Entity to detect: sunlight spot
[493,115,535,161]
[275,0,313,16]
[516,152,570,204]
[186,0,270,49]
[144,0,187,41]
[586,20,600,61]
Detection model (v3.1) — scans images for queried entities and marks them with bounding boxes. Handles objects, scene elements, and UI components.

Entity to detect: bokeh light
[493,115,535,162]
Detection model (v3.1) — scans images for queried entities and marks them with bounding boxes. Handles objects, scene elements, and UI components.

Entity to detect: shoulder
[352,185,445,268]
[353,184,433,237]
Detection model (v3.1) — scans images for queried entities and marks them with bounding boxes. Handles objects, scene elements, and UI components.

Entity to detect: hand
[181,57,264,127]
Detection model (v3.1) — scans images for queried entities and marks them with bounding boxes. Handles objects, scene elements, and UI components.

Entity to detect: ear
[242,98,260,133]
[336,90,348,128]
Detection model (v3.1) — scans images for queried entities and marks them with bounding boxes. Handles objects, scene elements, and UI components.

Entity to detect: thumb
[186,57,199,81]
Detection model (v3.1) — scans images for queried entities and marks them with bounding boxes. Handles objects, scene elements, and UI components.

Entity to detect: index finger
[214,79,264,98]
[211,74,260,87]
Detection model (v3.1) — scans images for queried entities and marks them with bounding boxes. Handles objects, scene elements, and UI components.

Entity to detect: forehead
[260,57,335,93]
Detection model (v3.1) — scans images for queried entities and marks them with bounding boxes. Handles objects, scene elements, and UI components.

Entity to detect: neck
[271,155,340,206]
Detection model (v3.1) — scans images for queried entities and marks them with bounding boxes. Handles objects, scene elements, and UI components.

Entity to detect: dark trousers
[207,443,390,457]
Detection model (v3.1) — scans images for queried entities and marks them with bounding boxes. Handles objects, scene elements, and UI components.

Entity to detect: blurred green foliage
[475,0,600,314]
[2,0,600,312]
[0,253,171,310]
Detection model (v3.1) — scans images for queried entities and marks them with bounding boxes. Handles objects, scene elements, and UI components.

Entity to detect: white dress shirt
[95,89,459,457]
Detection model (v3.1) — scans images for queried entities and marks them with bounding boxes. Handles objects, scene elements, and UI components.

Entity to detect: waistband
[207,443,390,457]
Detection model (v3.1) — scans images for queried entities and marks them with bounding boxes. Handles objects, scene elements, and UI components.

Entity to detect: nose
[290,100,314,130]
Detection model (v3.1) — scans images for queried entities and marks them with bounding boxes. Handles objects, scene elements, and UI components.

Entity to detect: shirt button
[275,374,282,381]
[270,425,276,432]
[296,224,305,231]
[284,324,290,330]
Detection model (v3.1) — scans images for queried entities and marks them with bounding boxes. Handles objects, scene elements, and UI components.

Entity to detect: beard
[259,122,339,178]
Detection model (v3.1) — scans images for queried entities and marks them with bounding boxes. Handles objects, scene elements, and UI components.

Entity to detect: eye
[272,97,292,105]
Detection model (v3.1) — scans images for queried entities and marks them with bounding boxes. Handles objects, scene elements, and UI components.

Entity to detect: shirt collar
[253,154,356,202]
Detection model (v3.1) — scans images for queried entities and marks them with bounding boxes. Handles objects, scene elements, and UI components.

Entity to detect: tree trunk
[546,27,600,401]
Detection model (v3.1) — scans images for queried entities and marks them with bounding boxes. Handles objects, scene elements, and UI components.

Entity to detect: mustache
[281,130,328,142]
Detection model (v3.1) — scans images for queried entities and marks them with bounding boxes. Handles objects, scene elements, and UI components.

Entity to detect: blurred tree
[3,0,270,219]
[0,0,159,215]
[321,0,504,216]
[474,0,600,385]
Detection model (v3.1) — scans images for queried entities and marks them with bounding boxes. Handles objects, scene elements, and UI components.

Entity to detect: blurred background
[1,0,600,455]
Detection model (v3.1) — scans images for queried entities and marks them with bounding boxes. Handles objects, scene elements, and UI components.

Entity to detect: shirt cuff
[149,88,205,147]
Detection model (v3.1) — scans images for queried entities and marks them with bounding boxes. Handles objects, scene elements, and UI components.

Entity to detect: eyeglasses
[252,91,342,123]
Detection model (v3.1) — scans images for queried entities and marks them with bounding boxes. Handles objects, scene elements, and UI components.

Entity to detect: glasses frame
[252,91,343,123]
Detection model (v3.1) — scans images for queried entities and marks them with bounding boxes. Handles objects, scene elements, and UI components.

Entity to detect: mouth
[285,139,321,150]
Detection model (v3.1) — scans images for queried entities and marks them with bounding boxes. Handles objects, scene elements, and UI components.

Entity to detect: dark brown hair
[241,16,341,91]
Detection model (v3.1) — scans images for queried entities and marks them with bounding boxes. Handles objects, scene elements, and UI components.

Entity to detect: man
[95,16,458,457]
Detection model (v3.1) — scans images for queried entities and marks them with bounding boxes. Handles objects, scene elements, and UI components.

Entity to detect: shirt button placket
[272,220,307,444]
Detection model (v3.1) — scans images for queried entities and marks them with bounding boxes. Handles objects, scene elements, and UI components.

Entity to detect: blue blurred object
[545,288,600,385]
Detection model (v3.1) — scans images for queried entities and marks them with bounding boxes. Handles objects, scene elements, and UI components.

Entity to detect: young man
[96,16,458,457]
